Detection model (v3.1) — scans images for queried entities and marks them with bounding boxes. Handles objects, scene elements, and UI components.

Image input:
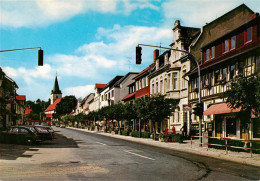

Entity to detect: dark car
[8,126,40,145]
[25,126,53,141]
[35,125,55,139]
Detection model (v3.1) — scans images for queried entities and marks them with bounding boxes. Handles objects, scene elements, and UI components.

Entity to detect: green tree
[145,95,179,140]
[222,74,260,126]
[55,95,77,117]
[122,102,137,131]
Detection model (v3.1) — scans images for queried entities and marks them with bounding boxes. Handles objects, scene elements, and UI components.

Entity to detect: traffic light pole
[136,44,202,146]
[0,47,44,66]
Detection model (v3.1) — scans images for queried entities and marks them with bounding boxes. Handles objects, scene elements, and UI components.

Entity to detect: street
[0,127,259,181]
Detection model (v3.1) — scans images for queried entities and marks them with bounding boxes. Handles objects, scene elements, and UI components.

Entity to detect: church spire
[52,75,62,94]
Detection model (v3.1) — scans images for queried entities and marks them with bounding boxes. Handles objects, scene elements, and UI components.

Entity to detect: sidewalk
[68,127,260,167]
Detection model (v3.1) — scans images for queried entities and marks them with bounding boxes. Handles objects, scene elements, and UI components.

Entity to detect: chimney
[153,49,159,63]
[252,13,259,19]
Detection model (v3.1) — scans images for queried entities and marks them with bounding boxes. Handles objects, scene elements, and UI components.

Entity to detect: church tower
[50,75,62,104]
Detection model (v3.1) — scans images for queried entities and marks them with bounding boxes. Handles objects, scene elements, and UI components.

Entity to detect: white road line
[124,150,155,161]
[96,142,107,146]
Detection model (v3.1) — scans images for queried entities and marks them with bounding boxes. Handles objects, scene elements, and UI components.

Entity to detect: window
[182,69,186,89]
[214,70,220,84]
[231,36,236,49]
[160,80,163,92]
[208,72,212,86]
[202,75,206,87]
[136,82,139,91]
[224,39,229,52]
[230,65,235,80]
[211,46,215,58]
[20,128,28,134]
[146,77,148,87]
[173,73,177,90]
[206,49,210,60]
[190,79,194,91]
[142,78,146,88]
[205,46,215,61]
[102,95,104,101]
[256,56,260,72]
[156,82,158,93]
[245,57,254,76]
[164,78,167,93]
[222,68,227,80]
[246,27,252,43]
[111,90,114,97]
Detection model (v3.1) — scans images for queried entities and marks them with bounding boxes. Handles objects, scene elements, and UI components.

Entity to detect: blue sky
[1,0,259,101]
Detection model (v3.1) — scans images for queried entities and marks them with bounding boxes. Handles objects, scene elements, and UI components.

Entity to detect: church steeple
[52,75,62,94]
[50,74,62,104]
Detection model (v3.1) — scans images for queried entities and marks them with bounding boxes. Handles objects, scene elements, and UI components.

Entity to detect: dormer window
[224,35,236,53]
[231,36,236,49]
[205,46,215,61]
[245,27,252,43]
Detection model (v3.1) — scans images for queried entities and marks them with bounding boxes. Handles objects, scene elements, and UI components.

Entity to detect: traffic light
[193,102,204,118]
[136,46,142,64]
[38,49,44,66]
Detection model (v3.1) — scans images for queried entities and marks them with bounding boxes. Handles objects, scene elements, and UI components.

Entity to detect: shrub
[141,131,150,138]
[121,130,129,136]
[175,133,183,143]
[131,131,139,137]
[91,125,95,131]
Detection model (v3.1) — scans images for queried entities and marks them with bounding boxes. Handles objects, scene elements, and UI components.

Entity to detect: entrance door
[226,117,236,137]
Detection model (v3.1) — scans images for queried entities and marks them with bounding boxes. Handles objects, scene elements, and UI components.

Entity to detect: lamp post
[0,47,44,66]
[136,44,202,146]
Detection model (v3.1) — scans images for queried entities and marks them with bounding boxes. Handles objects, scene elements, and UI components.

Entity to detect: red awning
[122,92,135,101]
[203,103,241,116]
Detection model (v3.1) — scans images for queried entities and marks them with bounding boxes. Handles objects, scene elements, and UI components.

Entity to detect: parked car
[25,126,53,141]
[7,126,40,145]
[35,125,55,139]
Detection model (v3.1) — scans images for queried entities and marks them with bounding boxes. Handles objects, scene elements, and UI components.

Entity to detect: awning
[203,103,241,116]
[45,114,52,118]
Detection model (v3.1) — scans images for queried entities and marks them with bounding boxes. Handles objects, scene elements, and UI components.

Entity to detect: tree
[55,95,77,117]
[122,102,137,131]
[135,97,150,136]
[144,95,179,140]
[222,74,260,126]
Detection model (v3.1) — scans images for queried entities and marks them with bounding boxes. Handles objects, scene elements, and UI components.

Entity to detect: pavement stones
[68,127,260,167]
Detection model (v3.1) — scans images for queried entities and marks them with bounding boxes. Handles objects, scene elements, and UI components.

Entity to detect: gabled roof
[122,92,135,101]
[133,63,155,80]
[81,93,94,105]
[95,83,106,89]
[44,98,62,112]
[113,72,138,88]
[101,75,124,92]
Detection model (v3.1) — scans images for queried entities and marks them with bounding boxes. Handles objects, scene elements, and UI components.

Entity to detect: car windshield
[35,127,49,133]
[28,127,37,133]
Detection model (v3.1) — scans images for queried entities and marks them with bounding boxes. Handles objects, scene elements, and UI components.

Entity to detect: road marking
[124,150,155,161]
[96,142,107,146]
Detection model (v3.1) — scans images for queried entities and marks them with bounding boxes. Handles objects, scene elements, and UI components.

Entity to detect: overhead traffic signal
[136,46,142,64]
[38,49,44,66]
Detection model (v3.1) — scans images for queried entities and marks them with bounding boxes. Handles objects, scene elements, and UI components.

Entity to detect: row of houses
[46,4,260,140]
[0,68,27,128]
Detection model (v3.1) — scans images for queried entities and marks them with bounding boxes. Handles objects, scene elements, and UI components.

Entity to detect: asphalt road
[0,127,259,181]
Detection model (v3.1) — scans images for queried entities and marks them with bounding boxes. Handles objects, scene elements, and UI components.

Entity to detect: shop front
[204,103,253,139]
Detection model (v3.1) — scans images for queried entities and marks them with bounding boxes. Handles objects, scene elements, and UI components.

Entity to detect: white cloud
[162,0,260,27]
[0,0,159,28]
[63,84,95,99]
[2,64,52,84]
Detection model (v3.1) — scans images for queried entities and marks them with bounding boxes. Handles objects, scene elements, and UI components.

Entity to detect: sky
[0,0,259,101]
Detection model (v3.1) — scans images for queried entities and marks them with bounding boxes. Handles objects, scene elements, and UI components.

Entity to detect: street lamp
[136,44,202,146]
[0,47,44,66]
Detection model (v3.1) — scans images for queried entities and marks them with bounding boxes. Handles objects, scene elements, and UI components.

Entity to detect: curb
[67,127,260,167]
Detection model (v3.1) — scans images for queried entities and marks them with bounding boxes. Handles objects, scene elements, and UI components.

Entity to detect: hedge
[159,133,183,143]
[131,131,150,138]
[120,130,129,136]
